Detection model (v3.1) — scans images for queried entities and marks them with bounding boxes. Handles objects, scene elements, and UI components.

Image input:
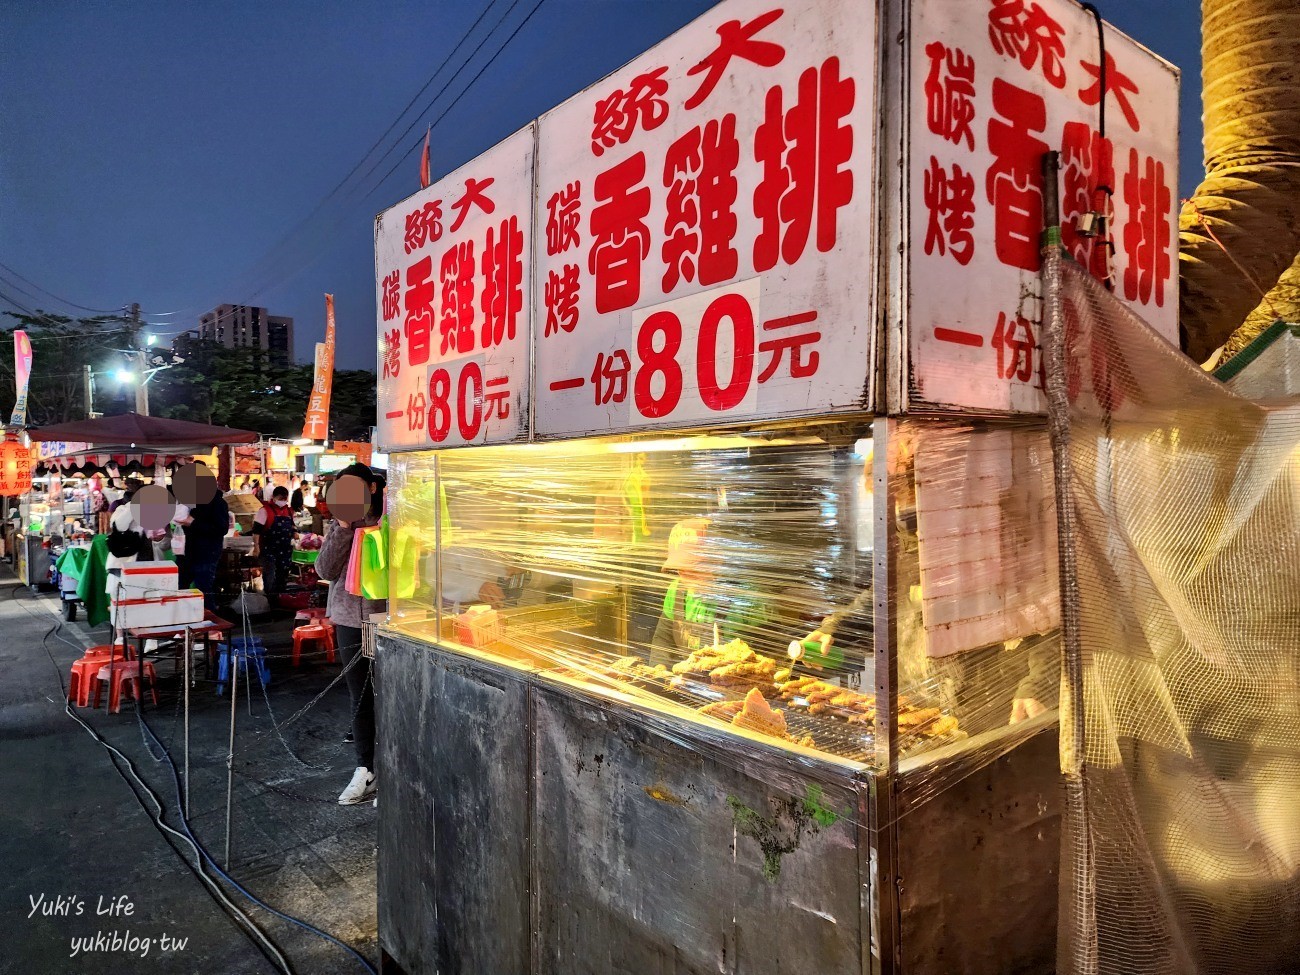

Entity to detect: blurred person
[89,476,109,534]
[252,485,297,599]
[648,518,772,667]
[315,463,385,806]
[173,463,229,611]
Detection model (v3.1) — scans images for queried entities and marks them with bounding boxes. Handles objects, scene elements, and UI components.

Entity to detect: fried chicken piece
[774,668,791,684]
[897,706,942,729]
[699,699,744,721]
[709,657,777,686]
[731,687,788,738]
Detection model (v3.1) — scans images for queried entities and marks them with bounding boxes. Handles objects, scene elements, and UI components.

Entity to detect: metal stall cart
[371,0,1180,972]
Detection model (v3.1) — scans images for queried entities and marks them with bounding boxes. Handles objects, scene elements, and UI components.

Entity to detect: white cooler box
[111,588,205,629]
[118,560,179,592]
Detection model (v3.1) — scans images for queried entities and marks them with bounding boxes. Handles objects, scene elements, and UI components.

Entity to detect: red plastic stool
[291,622,336,666]
[68,646,132,708]
[92,660,159,714]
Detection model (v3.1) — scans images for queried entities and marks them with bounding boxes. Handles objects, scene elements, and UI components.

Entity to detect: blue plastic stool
[215,637,271,694]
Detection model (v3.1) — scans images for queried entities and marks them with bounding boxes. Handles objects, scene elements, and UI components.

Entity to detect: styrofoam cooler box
[111,589,205,629]
[120,561,179,592]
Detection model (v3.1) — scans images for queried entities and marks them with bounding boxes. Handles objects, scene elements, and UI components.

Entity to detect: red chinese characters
[986,0,1066,89]
[404,201,443,254]
[440,241,475,355]
[985,79,1047,271]
[758,311,821,383]
[923,157,976,265]
[481,215,524,349]
[404,257,435,367]
[406,390,427,433]
[450,177,495,233]
[1079,51,1141,133]
[991,311,1041,386]
[924,41,976,151]
[662,114,740,292]
[592,67,669,156]
[546,182,581,256]
[1059,122,1115,282]
[589,152,651,313]
[381,270,400,322]
[1121,149,1171,306]
[382,328,401,380]
[544,266,580,336]
[685,8,786,111]
[591,350,632,405]
[484,375,511,421]
[753,57,855,271]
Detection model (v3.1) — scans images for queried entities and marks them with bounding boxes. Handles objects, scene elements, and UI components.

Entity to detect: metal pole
[1040,150,1095,975]
[83,365,94,420]
[224,643,239,870]
[183,628,191,819]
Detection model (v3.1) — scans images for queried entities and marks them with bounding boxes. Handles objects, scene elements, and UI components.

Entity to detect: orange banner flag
[301,294,337,441]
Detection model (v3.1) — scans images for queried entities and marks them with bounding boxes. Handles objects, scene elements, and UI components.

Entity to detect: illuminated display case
[377,416,1064,975]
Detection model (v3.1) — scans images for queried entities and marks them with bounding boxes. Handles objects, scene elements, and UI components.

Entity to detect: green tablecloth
[54,545,91,584]
[291,549,319,565]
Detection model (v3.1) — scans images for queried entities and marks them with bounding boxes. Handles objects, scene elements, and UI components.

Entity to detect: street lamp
[114,368,136,385]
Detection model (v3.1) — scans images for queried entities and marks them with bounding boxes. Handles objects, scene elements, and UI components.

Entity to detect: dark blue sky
[1,0,1202,371]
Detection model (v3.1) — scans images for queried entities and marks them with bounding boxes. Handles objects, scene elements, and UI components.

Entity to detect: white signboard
[909,0,1179,412]
[532,0,876,437]
[375,124,534,451]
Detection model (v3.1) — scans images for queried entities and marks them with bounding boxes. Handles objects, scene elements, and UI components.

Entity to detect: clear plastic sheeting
[386,418,1062,785]
[1053,260,1300,975]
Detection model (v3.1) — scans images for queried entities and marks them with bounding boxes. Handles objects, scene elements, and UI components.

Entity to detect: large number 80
[632,291,755,419]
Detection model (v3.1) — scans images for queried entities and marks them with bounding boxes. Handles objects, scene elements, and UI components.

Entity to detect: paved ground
[0,563,379,975]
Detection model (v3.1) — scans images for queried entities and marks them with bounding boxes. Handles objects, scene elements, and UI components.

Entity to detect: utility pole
[83,365,94,419]
[129,302,150,416]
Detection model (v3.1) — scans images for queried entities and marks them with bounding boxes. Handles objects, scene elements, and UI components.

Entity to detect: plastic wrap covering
[387,420,1063,789]
[890,418,1063,806]
[1052,259,1300,975]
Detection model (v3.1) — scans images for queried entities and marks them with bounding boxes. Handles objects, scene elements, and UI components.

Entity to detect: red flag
[420,128,431,189]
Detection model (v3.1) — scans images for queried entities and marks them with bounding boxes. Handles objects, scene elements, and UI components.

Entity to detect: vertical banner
[10,330,32,427]
[301,295,337,441]
[907,0,1179,412]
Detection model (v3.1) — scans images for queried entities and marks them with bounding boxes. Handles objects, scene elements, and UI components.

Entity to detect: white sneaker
[338,767,376,805]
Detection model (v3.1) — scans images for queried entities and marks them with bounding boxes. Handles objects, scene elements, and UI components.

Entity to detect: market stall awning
[27,412,259,452]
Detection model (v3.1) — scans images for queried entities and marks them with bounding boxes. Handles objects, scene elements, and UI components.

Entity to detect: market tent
[28,412,258,453]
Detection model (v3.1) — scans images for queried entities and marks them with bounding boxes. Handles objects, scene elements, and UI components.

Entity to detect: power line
[0,260,122,314]
[230,0,541,311]
[146,0,527,322]
[238,0,550,307]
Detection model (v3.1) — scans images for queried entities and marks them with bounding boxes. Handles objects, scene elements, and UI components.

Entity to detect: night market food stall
[371,1,1179,972]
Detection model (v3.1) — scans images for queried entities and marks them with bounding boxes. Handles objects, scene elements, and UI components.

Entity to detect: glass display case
[385,418,1059,771]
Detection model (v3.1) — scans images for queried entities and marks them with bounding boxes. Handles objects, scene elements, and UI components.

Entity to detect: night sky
[1,0,1202,371]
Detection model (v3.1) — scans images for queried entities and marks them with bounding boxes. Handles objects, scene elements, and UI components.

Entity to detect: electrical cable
[0,260,123,315]
[227,0,550,311]
[1,1,514,329]
[16,582,376,974]
[17,593,293,974]
[139,0,530,323]
[231,0,542,310]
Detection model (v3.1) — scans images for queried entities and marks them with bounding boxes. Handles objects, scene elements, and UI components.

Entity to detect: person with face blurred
[252,485,297,599]
[174,463,229,612]
[314,463,386,806]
